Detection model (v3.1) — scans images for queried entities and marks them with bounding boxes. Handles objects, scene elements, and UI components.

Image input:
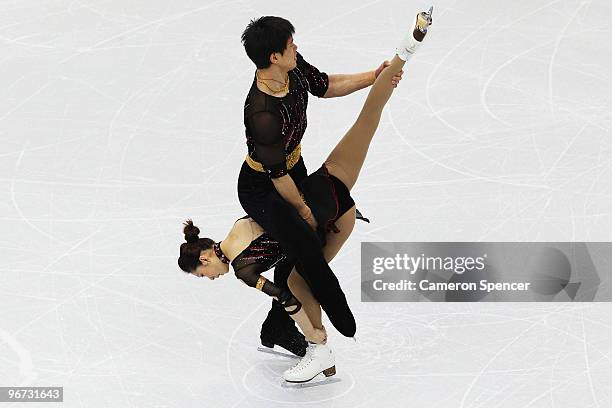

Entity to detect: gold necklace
[256,72,289,94]
[258,75,286,84]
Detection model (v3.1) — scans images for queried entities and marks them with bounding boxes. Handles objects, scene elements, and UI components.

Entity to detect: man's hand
[299,205,318,230]
[374,60,403,87]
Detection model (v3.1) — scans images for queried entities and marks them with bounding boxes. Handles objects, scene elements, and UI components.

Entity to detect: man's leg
[259,260,308,356]
[263,191,356,338]
[238,159,309,356]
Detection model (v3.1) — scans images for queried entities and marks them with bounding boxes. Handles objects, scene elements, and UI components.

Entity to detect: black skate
[260,312,307,357]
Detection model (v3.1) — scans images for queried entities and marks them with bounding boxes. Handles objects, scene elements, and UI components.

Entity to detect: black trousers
[237,157,355,337]
[237,157,308,288]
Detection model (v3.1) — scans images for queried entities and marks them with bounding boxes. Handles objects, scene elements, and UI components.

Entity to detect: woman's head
[178,219,230,280]
[241,16,297,70]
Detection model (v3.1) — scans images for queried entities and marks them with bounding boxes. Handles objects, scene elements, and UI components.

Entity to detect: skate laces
[291,345,316,372]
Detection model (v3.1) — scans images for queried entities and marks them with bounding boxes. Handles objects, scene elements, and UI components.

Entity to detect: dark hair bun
[183,219,200,243]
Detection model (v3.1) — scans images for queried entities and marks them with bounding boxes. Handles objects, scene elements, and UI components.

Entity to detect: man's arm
[249,111,317,229]
[271,174,317,229]
[323,61,404,98]
[323,71,376,98]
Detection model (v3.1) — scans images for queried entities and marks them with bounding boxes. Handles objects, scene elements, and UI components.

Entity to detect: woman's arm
[234,267,324,342]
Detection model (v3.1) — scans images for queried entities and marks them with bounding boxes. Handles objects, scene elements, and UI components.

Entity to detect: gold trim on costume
[255,276,267,291]
[245,144,301,173]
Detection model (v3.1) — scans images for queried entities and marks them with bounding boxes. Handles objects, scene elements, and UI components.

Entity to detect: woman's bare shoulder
[225,218,264,259]
[233,217,264,237]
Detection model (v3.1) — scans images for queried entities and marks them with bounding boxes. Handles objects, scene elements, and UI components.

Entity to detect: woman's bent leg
[288,269,322,329]
[322,206,356,261]
[262,191,356,337]
[286,206,357,332]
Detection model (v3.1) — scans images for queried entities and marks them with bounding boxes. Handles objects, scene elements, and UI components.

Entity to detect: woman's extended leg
[284,10,434,340]
[324,54,406,192]
[314,14,433,286]
[325,9,432,191]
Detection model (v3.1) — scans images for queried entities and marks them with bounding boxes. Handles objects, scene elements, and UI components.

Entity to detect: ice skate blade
[259,338,305,358]
[257,346,300,359]
[281,376,341,389]
[284,365,336,384]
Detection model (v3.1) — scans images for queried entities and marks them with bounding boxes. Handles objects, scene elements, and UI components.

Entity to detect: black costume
[217,219,302,314]
[232,163,364,337]
[242,52,328,178]
[237,52,363,338]
[237,52,325,346]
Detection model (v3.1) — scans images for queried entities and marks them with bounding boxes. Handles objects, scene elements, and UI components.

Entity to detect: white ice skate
[282,343,336,383]
[396,6,434,60]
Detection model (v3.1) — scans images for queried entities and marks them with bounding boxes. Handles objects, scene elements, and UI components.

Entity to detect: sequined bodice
[231,232,288,274]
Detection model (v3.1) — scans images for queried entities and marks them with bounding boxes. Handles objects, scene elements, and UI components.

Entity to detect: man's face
[273,36,298,70]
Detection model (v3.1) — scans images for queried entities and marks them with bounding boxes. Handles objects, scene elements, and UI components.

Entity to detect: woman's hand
[305,327,327,344]
[374,60,404,87]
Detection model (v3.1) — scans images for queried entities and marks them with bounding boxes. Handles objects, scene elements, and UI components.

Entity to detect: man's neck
[256,65,287,83]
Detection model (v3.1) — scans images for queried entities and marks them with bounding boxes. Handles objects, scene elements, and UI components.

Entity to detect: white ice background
[1,0,612,407]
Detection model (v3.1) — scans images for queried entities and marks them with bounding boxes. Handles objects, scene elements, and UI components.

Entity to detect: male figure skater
[239,16,403,356]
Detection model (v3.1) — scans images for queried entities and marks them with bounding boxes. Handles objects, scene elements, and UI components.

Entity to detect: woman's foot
[396,6,434,60]
[283,343,336,383]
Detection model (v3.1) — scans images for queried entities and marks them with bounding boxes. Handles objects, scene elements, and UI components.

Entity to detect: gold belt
[245,144,301,173]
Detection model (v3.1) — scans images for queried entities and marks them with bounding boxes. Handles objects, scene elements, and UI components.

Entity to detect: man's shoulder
[244,90,282,118]
[292,52,306,73]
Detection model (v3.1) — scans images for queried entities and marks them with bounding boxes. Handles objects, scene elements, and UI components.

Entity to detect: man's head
[241,16,298,70]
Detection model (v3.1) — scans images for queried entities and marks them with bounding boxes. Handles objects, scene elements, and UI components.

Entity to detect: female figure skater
[178,8,433,383]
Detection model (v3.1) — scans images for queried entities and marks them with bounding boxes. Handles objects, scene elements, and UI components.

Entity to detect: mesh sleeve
[295,52,329,98]
[234,265,302,314]
[249,111,287,178]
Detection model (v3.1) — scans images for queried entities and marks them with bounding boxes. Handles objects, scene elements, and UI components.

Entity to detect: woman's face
[192,249,229,280]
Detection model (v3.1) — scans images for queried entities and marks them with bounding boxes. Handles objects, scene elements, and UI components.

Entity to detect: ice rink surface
[1,0,612,406]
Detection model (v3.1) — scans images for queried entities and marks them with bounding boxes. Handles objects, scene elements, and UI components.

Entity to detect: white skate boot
[396,6,434,60]
[282,343,336,383]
